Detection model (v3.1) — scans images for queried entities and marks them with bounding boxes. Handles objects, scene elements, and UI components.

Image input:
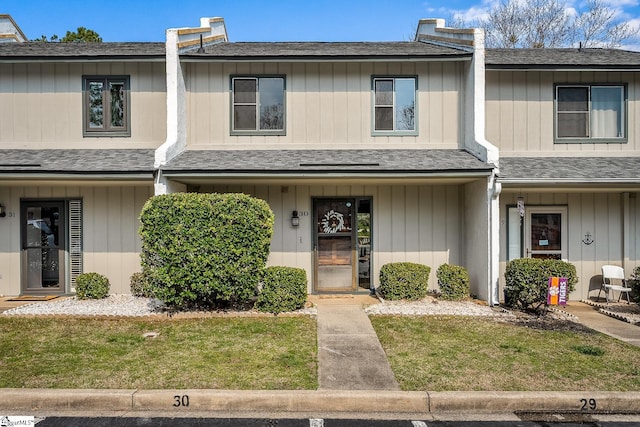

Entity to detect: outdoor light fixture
[291,210,300,227]
[0,204,5,218]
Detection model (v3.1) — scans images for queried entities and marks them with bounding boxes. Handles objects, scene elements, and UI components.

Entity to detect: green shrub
[379,262,430,300]
[504,258,577,312]
[630,267,640,303]
[130,272,153,298]
[255,266,308,314]
[436,264,470,301]
[139,193,274,310]
[75,272,110,300]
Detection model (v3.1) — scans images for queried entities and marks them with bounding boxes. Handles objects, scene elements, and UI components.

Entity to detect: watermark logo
[0,416,35,427]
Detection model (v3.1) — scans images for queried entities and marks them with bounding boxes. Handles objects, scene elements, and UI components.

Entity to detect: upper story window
[373,77,417,135]
[83,76,130,137]
[232,76,285,135]
[555,84,626,143]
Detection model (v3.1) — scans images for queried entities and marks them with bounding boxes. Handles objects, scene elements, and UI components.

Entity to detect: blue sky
[4,0,640,44]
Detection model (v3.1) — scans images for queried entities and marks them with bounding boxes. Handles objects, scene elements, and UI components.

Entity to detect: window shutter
[69,199,83,291]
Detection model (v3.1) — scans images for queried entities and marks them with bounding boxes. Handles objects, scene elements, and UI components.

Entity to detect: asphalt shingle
[162,149,493,174]
[486,48,640,69]
[0,42,165,60]
[499,157,640,183]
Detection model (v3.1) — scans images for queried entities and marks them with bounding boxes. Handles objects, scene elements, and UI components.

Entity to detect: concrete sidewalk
[315,296,399,390]
[561,301,640,347]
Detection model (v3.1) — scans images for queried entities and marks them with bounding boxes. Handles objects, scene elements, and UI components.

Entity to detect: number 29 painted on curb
[580,398,596,411]
[173,395,190,407]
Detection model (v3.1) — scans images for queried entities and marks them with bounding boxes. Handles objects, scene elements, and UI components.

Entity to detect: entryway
[313,197,371,293]
[525,207,567,260]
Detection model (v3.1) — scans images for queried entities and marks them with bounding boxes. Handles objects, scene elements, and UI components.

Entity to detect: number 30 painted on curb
[173,395,190,407]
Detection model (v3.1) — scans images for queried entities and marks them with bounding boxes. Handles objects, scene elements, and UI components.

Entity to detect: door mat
[6,295,59,302]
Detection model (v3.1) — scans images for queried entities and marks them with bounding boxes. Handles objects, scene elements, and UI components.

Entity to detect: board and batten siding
[185,61,463,150]
[486,70,640,154]
[0,184,153,295]
[499,191,640,301]
[0,62,167,149]
[195,183,464,291]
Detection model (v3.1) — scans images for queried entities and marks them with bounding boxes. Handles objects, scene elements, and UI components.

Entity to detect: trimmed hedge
[631,267,640,303]
[436,264,470,301]
[255,266,308,314]
[504,258,577,312]
[139,193,274,310]
[379,262,430,300]
[75,272,110,300]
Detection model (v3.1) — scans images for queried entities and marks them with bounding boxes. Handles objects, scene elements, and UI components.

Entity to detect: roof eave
[179,54,472,62]
[486,64,640,71]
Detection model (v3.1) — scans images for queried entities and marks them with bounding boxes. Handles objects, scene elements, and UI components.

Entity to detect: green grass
[370,315,640,391]
[0,316,317,389]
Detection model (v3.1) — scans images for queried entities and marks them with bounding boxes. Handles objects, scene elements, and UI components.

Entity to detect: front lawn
[0,316,317,389]
[371,315,640,391]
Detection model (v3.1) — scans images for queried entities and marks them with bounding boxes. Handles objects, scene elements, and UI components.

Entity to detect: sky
[3,0,640,45]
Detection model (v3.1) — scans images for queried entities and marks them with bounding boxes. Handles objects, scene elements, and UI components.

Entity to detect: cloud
[452,6,492,23]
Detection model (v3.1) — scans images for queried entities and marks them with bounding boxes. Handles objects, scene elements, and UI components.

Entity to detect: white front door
[525,207,568,260]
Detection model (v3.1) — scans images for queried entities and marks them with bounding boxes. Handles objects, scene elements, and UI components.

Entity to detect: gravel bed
[365,296,513,317]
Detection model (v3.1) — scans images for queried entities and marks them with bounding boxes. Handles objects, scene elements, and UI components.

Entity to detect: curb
[2,389,640,415]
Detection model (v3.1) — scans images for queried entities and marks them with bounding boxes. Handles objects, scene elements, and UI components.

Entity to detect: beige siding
[499,191,640,301]
[0,62,167,149]
[185,61,464,150]
[0,184,153,296]
[196,183,464,291]
[486,70,640,155]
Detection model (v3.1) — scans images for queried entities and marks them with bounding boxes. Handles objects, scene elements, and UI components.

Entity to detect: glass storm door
[314,198,356,292]
[525,207,567,260]
[22,201,66,294]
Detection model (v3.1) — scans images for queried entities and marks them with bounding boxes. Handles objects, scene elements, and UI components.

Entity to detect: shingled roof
[486,48,640,69]
[499,157,640,184]
[0,149,155,176]
[181,41,472,60]
[161,149,492,175]
[0,42,165,60]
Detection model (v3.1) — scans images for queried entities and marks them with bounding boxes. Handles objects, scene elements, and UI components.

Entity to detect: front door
[21,201,66,294]
[525,207,567,260]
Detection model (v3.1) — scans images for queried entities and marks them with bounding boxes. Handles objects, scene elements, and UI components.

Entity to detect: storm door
[21,201,66,294]
[525,207,567,260]
[314,198,357,292]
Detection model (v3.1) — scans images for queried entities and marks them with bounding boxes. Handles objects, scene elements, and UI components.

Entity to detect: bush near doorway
[75,272,110,299]
[436,264,470,301]
[255,266,308,314]
[379,262,430,300]
[504,258,577,312]
[139,193,274,310]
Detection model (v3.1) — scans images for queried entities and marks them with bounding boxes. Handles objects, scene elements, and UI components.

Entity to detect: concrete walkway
[313,295,400,391]
[562,301,640,347]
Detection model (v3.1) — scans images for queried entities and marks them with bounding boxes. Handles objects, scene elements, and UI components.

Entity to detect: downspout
[489,173,502,305]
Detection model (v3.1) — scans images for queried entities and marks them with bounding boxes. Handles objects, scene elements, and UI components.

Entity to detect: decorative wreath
[321,209,345,234]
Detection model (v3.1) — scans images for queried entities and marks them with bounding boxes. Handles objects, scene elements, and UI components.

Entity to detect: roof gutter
[178,55,472,63]
[159,170,493,179]
[486,65,640,71]
[0,172,155,180]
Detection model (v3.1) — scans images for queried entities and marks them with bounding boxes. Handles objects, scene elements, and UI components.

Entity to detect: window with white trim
[555,84,626,142]
[232,76,285,134]
[373,77,416,134]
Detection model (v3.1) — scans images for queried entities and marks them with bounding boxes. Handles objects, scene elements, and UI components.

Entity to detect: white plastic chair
[598,265,632,304]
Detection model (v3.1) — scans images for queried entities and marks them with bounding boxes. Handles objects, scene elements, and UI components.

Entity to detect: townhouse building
[0,15,638,303]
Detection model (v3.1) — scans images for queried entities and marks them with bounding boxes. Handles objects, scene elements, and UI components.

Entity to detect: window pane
[234,79,256,104]
[88,81,104,128]
[375,80,393,105]
[375,107,393,131]
[531,213,562,251]
[591,86,624,138]
[395,78,415,131]
[234,105,256,130]
[259,78,284,130]
[557,87,588,112]
[109,81,125,128]
[557,112,588,137]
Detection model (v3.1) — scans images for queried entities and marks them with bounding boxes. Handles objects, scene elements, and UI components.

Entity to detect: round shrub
[436,264,470,301]
[504,258,577,312]
[75,272,110,300]
[255,266,308,314]
[379,262,430,300]
[139,193,274,310]
[130,272,153,298]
